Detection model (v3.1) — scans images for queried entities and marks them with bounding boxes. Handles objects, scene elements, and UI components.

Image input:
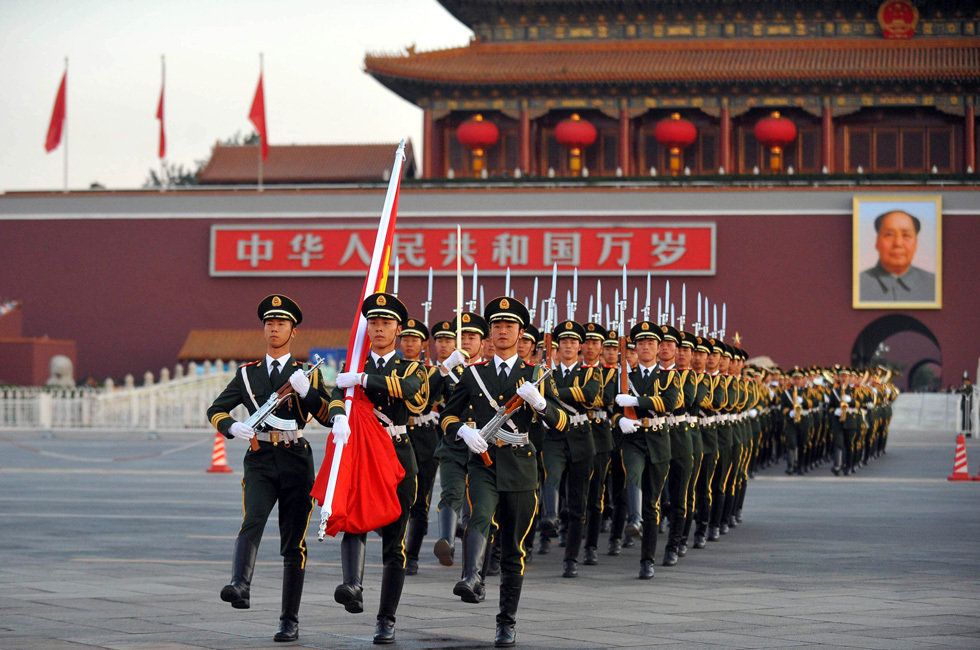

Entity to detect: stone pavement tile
[0,640,104,650]
[848,623,980,639]
[772,631,954,649]
[103,645,215,650]
[532,626,684,647]
[648,630,804,647]
[906,636,980,649]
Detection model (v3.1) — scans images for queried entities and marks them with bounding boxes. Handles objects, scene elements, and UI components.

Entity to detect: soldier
[207,294,331,643]
[675,331,710,558]
[400,318,444,576]
[689,334,718,550]
[330,292,426,644]
[543,320,599,577]
[603,329,630,556]
[612,321,679,579]
[432,312,489,566]
[581,322,616,566]
[440,296,567,647]
[516,323,545,556]
[707,341,736,541]
[780,367,809,475]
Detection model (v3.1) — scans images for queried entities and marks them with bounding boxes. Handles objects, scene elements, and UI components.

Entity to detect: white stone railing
[0,363,332,432]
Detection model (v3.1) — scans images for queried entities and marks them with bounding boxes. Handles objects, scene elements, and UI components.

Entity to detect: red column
[422,109,434,179]
[520,103,531,175]
[966,97,976,172]
[720,101,731,173]
[822,100,834,173]
[618,106,630,175]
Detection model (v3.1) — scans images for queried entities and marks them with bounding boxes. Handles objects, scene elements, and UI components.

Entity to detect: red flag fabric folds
[156,82,165,159]
[45,72,66,153]
[248,74,269,161]
[311,390,405,536]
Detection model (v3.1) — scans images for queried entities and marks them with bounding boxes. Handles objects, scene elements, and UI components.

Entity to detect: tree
[142,130,261,188]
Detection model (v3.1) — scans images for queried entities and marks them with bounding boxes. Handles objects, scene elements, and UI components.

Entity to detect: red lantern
[654,113,697,174]
[555,114,597,175]
[456,114,499,176]
[753,111,797,172]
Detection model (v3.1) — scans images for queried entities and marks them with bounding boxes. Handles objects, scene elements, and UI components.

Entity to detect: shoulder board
[524,361,537,367]
[239,360,262,368]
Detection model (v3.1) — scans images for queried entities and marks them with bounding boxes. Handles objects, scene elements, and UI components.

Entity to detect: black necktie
[499,362,508,381]
[564,367,571,380]
[372,356,382,373]
[642,368,649,380]
[270,359,281,387]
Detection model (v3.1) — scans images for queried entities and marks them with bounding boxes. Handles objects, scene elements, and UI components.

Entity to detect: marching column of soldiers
[209,286,897,647]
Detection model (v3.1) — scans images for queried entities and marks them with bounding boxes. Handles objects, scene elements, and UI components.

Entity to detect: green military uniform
[603,330,631,556]
[708,343,737,540]
[400,319,446,576]
[582,322,616,566]
[611,321,680,579]
[208,294,331,643]
[440,296,567,648]
[432,312,488,567]
[659,325,695,566]
[329,292,426,645]
[780,367,809,475]
[676,332,711,556]
[543,319,599,577]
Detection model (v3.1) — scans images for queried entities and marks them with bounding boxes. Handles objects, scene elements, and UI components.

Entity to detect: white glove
[289,371,310,398]
[615,394,639,408]
[866,402,874,409]
[335,371,364,389]
[516,382,547,411]
[789,409,797,418]
[618,417,640,434]
[331,414,350,445]
[457,425,488,454]
[834,408,842,416]
[749,408,758,418]
[229,422,255,441]
[823,396,830,404]
[441,349,467,373]
[843,395,852,404]
[795,396,804,404]
[872,387,878,395]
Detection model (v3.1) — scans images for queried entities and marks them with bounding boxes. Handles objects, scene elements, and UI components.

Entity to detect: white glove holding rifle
[516,382,547,412]
[229,422,255,441]
[441,349,467,374]
[457,425,488,454]
[289,371,310,398]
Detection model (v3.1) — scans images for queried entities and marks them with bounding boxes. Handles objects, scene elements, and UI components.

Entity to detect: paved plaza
[1,427,978,649]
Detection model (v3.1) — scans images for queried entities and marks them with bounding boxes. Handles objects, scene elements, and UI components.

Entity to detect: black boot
[373,565,405,644]
[624,485,643,538]
[453,530,488,604]
[274,566,303,642]
[486,534,502,576]
[678,515,693,557]
[433,507,457,567]
[562,517,584,577]
[639,517,658,579]
[404,516,426,576]
[334,533,366,614]
[220,535,257,609]
[494,573,523,647]
[540,485,560,538]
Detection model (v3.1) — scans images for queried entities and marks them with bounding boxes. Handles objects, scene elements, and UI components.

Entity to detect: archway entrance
[851,315,941,392]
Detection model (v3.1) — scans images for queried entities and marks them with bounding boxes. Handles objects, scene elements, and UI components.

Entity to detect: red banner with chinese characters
[210,221,715,276]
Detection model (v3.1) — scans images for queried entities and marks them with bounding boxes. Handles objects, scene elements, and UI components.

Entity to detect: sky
[0,0,473,192]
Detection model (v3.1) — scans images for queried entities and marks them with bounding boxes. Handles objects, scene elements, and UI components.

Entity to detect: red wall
[0,207,977,385]
[0,339,77,386]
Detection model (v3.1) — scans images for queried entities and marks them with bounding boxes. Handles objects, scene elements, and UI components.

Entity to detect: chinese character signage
[210,222,716,276]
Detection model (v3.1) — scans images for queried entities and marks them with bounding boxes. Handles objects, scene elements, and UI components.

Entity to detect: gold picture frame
[852,195,942,309]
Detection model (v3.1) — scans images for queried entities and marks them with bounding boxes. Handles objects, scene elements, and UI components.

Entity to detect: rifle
[478,368,553,466]
[243,355,325,451]
[618,265,636,420]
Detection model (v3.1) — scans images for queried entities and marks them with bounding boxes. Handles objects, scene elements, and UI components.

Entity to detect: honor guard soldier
[655,324,694,566]
[781,367,809,475]
[674,331,711,559]
[440,297,567,647]
[330,292,427,644]
[612,321,680,579]
[543,320,599,578]
[707,343,738,540]
[516,323,546,556]
[688,334,718,551]
[399,318,444,576]
[603,329,630,556]
[207,294,331,643]
[581,322,616,567]
[432,312,489,567]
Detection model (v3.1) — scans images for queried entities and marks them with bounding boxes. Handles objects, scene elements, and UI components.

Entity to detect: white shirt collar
[266,353,291,373]
[371,350,397,367]
[638,363,657,375]
[560,361,578,374]
[658,362,676,370]
[493,354,519,372]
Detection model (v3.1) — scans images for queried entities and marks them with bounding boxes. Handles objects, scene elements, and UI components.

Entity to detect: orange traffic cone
[947,433,971,481]
[206,431,234,473]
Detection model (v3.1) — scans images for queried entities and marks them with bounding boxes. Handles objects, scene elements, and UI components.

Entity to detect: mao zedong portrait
[859,210,935,302]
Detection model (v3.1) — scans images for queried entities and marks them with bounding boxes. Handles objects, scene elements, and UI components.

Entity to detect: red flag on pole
[156,78,165,159]
[248,73,269,161]
[45,71,67,153]
[313,141,407,538]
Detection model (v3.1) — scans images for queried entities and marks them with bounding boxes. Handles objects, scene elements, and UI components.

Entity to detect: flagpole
[257,52,264,193]
[63,57,68,193]
[159,54,165,193]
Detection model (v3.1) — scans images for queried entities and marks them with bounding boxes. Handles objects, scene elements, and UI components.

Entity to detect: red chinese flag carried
[156,80,165,159]
[45,72,67,153]
[312,141,407,537]
[248,73,269,161]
